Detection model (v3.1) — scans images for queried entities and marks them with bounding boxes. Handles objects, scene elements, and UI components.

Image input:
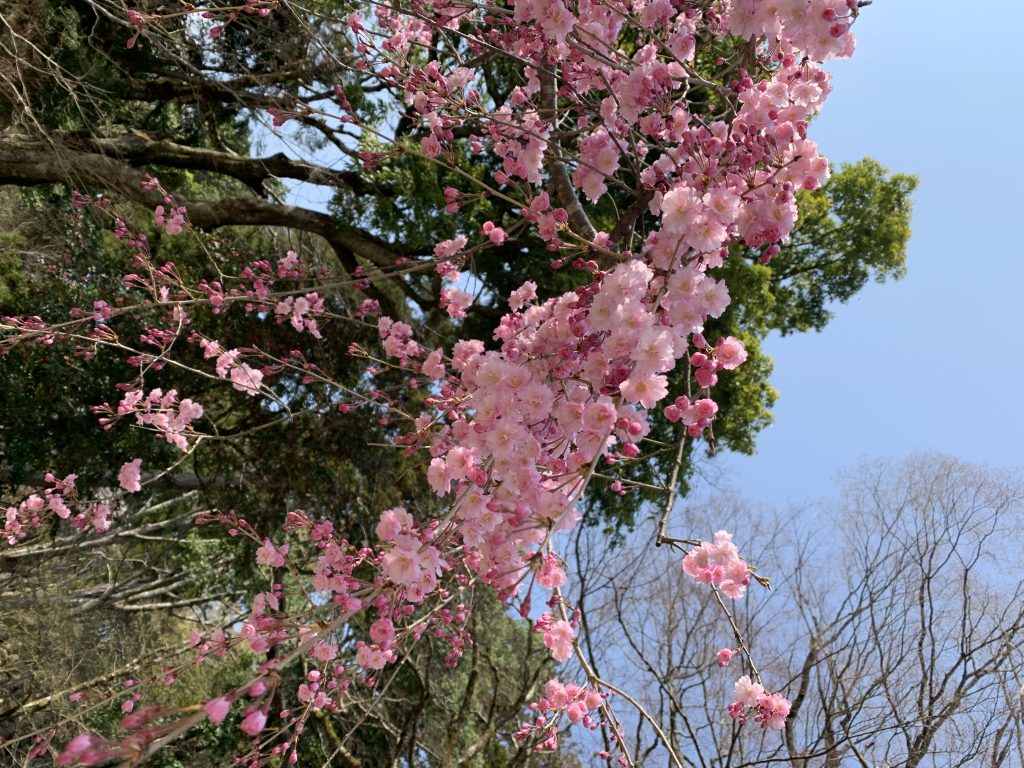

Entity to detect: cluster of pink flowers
[481,220,507,245]
[3,472,121,544]
[254,538,288,569]
[534,612,577,663]
[182,246,329,327]
[663,393,719,436]
[726,0,857,61]
[154,204,186,236]
[57,733,116,766]
[375,507,445,603]
[118,458,143,493]
[199,340,265,397]
[71,502,113,534]
[378,317,422,365]
[334,0,855,740]
[3,473,76,544]
[371,253,744,621]
[180,507,471,740]
[432,239,475,319]
[517,677,605,750]
[729,675,792,730]
[682,530,753,600]
[573,128,622,203]
[96,387,204,451]
[274,292,325,338]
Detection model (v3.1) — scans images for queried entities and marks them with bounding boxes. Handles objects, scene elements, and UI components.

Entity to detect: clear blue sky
[713,2,1024,504]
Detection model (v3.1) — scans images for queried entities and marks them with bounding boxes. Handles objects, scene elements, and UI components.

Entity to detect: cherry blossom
[117,459,142,493]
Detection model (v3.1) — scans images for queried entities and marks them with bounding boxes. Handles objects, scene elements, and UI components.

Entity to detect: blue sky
[712,2,1024,505]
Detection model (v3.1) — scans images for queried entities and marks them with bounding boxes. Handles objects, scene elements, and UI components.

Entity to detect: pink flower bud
[240,709,268,736]
[204,696,231,724]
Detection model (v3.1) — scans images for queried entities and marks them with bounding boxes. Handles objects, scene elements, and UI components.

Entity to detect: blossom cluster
[3,473,76,544]
[94,387,204,450]
[2,470,121,545]
[729,675,792,730]
[682,530,753,600]
[516,677,606,751]
[274,292,325,338]
[535,612,577,663]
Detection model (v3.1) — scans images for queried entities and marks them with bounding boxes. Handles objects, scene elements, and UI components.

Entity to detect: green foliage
[767,158,918,333]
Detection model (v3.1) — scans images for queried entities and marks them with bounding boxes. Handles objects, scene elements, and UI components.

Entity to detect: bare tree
[571,455,1024,768]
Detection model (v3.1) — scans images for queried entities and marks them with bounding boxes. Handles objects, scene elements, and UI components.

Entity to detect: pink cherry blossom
[734,675,764,708]
[716,336,748,370]
[27,1,863,760]
[682,531,753,599]
[203,696,231,724]
[619,373,669,409]
[757,691,792,730]
[421,134,442,158]
[239,709,267,736]
[117,459,142,493]
[255,539,288,569]
[543,620,575,662]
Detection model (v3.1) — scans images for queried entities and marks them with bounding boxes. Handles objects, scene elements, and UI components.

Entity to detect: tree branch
[0,134,423,315]
[54,130,378,195]
[538,66,596,242]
